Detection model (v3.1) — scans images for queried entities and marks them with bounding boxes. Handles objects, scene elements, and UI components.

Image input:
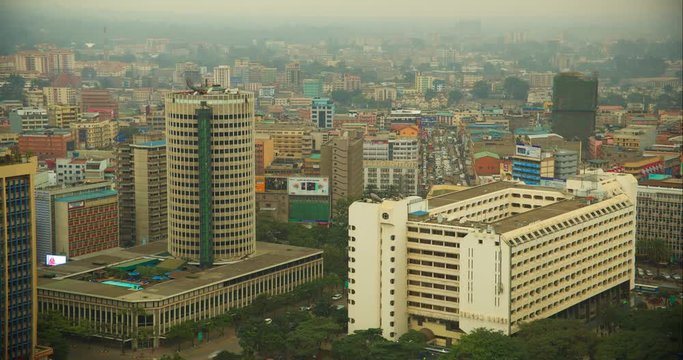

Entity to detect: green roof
[309,153,321,160]
[474,151,500,160]
[55,189,117,203]
[113,258,160,271]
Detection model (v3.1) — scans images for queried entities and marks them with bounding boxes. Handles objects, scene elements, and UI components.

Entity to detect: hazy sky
[6,0,682,20]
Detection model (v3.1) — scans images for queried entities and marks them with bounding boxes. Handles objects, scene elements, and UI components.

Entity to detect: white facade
[348,197,427,340]
[213,65,231,88]
[349,174,637,345]
[364,160,419,196]
[363,138,419,161]
[56,158,86,185]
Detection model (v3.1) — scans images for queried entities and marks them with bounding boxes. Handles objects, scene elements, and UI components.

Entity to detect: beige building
[166,87,255,265]
[348,173,637,345]
[612,125,657,151]
[212,65,231,88]
[43,87,78,106]
[70,119,118,149]
[321,133,364,206]
[116,132,167,247]
[48,104,79,128]
[255,123,314,159]
[636,178,683,261]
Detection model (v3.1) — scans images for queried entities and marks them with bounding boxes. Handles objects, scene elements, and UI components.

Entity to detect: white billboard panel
[288,177,329,196]
[46,254,67,266]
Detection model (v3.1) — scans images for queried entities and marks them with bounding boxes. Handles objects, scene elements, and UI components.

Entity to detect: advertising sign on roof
[287,177,329,196]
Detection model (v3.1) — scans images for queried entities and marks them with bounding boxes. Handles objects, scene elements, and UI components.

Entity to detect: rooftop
[428,181,552,209]
[490,199,587,234]
[54,189,117,203]
[38,241,322,301]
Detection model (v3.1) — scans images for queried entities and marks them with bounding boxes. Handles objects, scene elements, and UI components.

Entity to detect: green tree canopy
[448,89,464,106]
[516,319,598,360]
[471,81,491,99]
[445,328,524,360]
[503,77,530,100]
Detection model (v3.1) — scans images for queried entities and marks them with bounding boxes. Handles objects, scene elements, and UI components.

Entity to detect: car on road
[646,270,654,276]
[331,293,343,300]
[264,318,273,325]
[299,306,312,311]
[673,274,682,281]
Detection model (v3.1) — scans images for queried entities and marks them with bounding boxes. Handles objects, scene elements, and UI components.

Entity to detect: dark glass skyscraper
[551,72,598,147]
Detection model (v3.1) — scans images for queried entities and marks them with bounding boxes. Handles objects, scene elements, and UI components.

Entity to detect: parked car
[264,318,273,325]
[331,293,343,300]
[672,274,682,281]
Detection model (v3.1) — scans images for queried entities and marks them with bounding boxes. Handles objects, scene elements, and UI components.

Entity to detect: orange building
[18,129,75,159]
[255,137,275,176]
[473,151,501,176]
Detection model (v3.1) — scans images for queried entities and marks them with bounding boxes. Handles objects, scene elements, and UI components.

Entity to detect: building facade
[9,107,49,133]
[165,87,255,266]
[321,134,364,206]
[636,178,683,261]
[348,174,636,345]
[18,129,75,160]
[311,98,335,129]
[70,119,118,149]
[1,155,38,360]
[364,160,419,196]
[551,72,598,145]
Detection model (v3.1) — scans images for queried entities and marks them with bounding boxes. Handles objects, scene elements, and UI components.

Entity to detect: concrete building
[48,104,79,128]
[212,65,231,88]
[636,177,683,261]
[343,74,361,91]
[165,86,255,266]
[43,87,78,106]
[553,150,579,180]
[35,181,113,262]
[612,125,657,151]
[511,145,555,185]
[18,129,75,159]
[0,154,50,360]
[55,158,87,185]
[348,173,637,345]
[116,132,167,247]
[255,136,275,176]
[363,137,420,161]
[37,241,323,349]
[321,134,364,206]
[311,98,335,129]
[285,62,302,87]
[255,123,314,159]
[70,118,118,149]
[9,107,49,133]
[387,109,421,127]
[364,160,419,196]
[528,72,554,89]
[80,88,118,119]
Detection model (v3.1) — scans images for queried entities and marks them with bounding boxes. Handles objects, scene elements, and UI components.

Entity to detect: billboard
[46,254,67,266]
[255,176,265,193]
[265,176,288,191]
[515,145,542,159]
[287,177,329,196]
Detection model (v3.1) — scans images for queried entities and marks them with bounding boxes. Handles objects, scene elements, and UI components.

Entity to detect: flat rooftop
[38,241,322,301]
[428,181,560,209]
[490,199,587,234]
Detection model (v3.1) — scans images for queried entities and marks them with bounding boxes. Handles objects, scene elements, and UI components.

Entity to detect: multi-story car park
[348,172,636,346]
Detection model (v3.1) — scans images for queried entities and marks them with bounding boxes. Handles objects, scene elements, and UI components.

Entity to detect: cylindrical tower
[165,87,255,266]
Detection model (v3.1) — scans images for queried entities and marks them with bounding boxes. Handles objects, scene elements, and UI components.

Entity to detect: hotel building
[348,173,637,346]
[165,86,255,266]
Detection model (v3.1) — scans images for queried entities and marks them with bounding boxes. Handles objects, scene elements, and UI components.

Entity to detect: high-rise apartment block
[285,62,302,87]
[48,104,79,128]
[166,86,255,266]
[116,132,167,247]
[551,72,598,146]
[70,118,118,149]
[321,134,364,205]
[213,65,231,88]
[348,173,636,345]
[43,87,78,107]
[311,98,335,129]
[0,154,39,360]
[363,160,419,195]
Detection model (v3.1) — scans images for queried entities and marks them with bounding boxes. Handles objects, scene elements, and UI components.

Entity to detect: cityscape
[0,0,682,359]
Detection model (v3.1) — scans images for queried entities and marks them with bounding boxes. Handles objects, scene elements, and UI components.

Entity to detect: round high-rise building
[166,87,255,266]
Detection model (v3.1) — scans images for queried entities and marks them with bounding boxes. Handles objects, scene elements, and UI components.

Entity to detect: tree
[638,239,671,275]
[213,351,241,360]
[516,319,597,360]
[503,77,530,100]
[0,74,25,101]
[595,330,675,360]
[448,89,464,106]
[424,89,437,101]
[331,328,386,360]
[37,311,72,360]
[159,354,186,360]
[471,81,490,99]
[288,316,341,358]
[445,328,524,360]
